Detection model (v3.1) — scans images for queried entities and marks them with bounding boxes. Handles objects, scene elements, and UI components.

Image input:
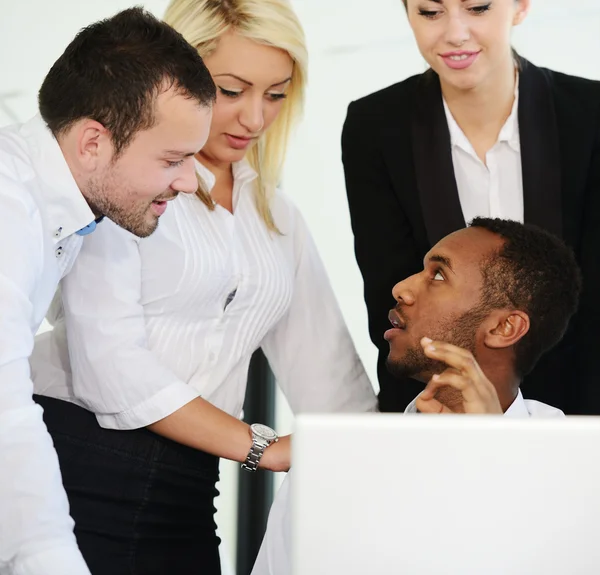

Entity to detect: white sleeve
[251,472,293,575]
[0,177,90,575]
[62,218,199,430]
[261,205,377,414]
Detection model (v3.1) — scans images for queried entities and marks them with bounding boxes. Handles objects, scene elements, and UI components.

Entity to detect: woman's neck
[441,57,517,150]
[196,151,234,212]
[196,151,233,186]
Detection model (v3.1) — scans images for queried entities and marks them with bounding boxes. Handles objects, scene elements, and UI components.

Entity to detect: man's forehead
[136,93,211,149]
[427,227,503,267]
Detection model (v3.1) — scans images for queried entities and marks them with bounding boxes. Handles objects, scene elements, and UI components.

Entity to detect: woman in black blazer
[343,0,600,414]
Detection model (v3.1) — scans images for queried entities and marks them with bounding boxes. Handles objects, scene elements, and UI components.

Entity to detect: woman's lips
[225,134,254,150]
[440,50,481,70]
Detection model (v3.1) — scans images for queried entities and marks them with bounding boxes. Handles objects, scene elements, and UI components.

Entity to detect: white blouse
[31,160,377,429]
[443,77,524,225]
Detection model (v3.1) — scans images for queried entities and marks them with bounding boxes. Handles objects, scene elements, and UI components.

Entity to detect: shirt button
[54,227,63,238]
[55,246,64,258]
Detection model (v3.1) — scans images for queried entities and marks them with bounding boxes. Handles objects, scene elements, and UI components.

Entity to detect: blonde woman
[30,1,377,573]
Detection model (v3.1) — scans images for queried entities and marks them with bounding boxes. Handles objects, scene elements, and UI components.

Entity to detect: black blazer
[342,58,600,414]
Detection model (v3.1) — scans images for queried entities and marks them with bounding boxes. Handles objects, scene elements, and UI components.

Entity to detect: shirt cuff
[11,543,90,575]
[95,381,202,430]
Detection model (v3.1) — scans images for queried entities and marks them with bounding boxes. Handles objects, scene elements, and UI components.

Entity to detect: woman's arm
[148,397,290,471]
[62,219,289,471]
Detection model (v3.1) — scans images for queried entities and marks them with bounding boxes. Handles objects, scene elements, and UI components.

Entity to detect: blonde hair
[163,0,307,233]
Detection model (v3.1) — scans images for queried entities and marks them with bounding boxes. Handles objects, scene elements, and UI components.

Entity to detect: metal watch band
[241,439,267,472]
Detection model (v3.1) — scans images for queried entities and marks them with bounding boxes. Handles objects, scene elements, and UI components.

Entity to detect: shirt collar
[232,159,258,185]
[404,397,419,414]
[21,115,96,240]
[442,74,521,154]
[497,74,520,152]
[194,158,258,192]
[404,388,529,416]
[194,158,258,209]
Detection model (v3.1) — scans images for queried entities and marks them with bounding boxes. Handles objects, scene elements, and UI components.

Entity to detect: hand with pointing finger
[415,337,503,415]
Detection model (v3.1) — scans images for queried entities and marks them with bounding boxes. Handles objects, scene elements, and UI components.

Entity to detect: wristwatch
[241,423,279,472]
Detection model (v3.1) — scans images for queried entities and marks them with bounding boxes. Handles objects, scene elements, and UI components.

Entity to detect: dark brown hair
[39,7,216,156]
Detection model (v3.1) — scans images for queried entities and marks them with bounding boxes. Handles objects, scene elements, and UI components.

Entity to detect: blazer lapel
[411,71,466,246]
[517,58,563,238]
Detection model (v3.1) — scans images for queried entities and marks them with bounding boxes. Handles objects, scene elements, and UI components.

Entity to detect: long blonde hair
[163,0,307,233]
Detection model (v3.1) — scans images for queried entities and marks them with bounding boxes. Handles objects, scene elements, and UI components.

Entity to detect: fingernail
[422,337,432,345]
[432,374,440,380]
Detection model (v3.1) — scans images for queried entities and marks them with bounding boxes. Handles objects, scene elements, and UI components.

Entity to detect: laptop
[292,414,600,575]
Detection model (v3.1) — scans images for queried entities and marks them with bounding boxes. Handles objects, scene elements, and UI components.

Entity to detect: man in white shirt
[251,217,581,575]
[0,8,215,575]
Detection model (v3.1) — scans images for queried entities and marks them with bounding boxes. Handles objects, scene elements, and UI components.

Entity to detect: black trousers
[35,395,222,575]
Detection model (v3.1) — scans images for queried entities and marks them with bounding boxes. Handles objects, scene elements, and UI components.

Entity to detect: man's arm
[0,177,90,575]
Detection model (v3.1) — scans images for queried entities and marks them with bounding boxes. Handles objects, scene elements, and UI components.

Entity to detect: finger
[423,372,482,405]
[421,338,472,359]
[424,371,503,414]
[421,338,481,378]
[415,395,454,414]
[419,368,462,399]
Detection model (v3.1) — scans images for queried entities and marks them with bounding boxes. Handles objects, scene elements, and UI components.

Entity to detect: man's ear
[72,119,112,173]
[484,310,530,349]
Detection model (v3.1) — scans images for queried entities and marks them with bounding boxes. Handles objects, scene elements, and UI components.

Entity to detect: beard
[85,170,172,238]
[386,303,490,381]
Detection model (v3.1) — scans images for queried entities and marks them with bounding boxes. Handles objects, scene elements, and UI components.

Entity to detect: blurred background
[1,0,598,572]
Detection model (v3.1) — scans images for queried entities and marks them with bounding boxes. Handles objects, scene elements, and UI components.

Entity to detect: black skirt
[34,395,222,575]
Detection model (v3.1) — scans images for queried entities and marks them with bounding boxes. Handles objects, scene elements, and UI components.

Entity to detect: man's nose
[174,159,199,195]
[391,275,417,306]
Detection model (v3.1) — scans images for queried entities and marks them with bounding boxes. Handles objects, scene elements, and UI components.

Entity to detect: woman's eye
[167,160,184,168]
[219,87,242,98]
[418,9,441,19]
[267,92,287,102]
[469,3,492,15]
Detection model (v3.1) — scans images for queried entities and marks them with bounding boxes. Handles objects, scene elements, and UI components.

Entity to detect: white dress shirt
[251,389,563,575]
[444,78,524,225]
[31,160,377,430]
[404,389,565,417]
[0,116,94,575]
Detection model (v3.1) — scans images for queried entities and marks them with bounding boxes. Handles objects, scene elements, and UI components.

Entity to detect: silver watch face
[251,423,278,442]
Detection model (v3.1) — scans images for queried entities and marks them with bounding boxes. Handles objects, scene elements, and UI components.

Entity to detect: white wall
[1,0,599,571]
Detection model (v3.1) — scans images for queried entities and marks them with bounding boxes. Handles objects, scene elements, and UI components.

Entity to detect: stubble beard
[386,304,489,382]
[84,172,160,238]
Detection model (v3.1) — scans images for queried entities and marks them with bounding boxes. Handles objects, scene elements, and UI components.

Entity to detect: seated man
[251,217,581,575]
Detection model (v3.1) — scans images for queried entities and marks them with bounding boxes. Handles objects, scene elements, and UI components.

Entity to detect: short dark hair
[470,217,581,378]
[38,7,216,155]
